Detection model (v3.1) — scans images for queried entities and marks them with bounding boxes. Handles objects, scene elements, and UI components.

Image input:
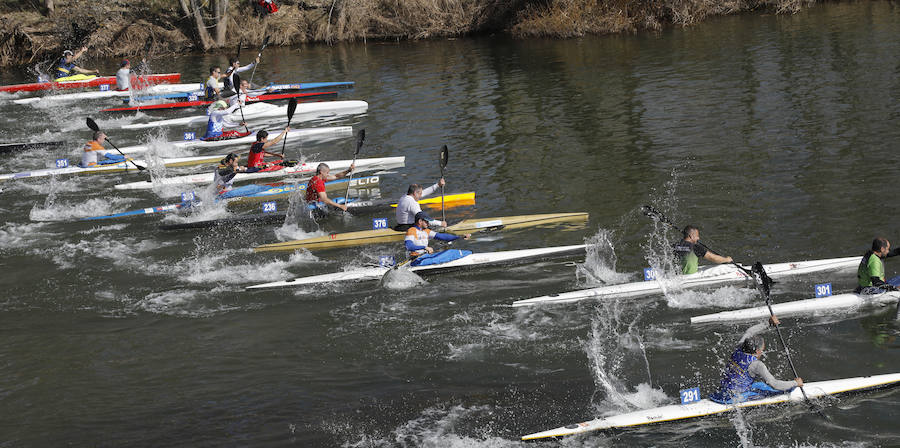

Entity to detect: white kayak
[117,126,352,155]
[0,153,228,181]
[521,372,900,440]
[247,244,587,290]
[120,100,368,130]
[12,83,210,105]
[511,257,861,307]
[690,290,900,324]
[113,156,405,190]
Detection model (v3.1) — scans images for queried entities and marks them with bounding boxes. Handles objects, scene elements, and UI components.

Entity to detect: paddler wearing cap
[54,47,99,80]
[707,315,803,404]
[393,179,447,232]
[404,211,470,260]
[304,162,355,212]
[203,100,246,141]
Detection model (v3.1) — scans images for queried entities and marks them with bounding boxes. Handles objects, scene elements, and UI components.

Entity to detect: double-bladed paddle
[231,73,250,134]
[342,129,365,205]
[248,36,270,87]
[85,118,146,172]
[281,97,298,157]
[439,145,448,224]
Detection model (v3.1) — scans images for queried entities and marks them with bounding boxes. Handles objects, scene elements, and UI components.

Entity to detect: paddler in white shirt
[223,55,260,94]
[393,179,447,231]
[203,100,247,141]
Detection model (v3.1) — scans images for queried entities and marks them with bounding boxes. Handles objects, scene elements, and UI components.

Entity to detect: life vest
[714,349,757,400]
[214,165,238,190]
[55,58,76,79]
[247,142,265,168]
[673,240,700,274]
[405,226,436,257]
[204,109,230,139]
[205,76,218,100]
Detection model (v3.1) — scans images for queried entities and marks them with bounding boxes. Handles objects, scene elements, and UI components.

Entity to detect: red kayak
[0,73,181,93]
[100,91,338,113]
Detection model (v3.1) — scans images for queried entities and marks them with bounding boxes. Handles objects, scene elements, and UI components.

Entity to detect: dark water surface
[1,2,899,446]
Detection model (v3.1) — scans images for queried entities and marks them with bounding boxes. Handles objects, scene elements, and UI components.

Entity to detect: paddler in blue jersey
[673,225,733,274]
[202,100,246,141]
[855,237,900,294]
[404,212,469,264]
[54,47,99,80]
[708,315,803,404]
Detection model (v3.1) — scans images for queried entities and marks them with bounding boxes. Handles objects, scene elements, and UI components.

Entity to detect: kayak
[82,175,383,221]
[511,257,861,307]
[0,73,181,93]
[101,91,337,112]
[116,126,353,155]
[254,212,590,252]
[113,156,406,190]
[120,100,368,130]
[690,290,900,324]
[158,191,476,231]
[0,141,67,155]
[12,82,206,105]
[521,372,900,440]
[247,244,587,290]
[129,81,355,102]
[0,153,229,181]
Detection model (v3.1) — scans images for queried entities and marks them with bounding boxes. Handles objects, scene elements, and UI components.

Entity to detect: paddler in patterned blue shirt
[855,237,900,294]
[54,47,99,80]
[404,212,469,262]
[673,225,733,274]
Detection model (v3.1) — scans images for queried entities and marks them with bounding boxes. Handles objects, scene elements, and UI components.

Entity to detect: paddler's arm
[748,361,802,390]
[737,320,771,346]
[73,65,100,75]
[703,250,732,264]
[261,127,290,150]
[431,232,470,242]
[420,178,444,198]
[316,191,348,211]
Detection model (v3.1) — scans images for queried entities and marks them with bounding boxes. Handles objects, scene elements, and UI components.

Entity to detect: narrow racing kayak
[690,289,900,324]
[13,82,207,105]
[0,153,230,181]
[254,212,590,252]
[101,91,337,112]
[521,372,900,440]
[129,81,355,102]
[113,156,405,190]
[0,73,181,93]
[247,244,587,289]
[116,126,352,155]
[120,100,368,130]
[511,257,861,307]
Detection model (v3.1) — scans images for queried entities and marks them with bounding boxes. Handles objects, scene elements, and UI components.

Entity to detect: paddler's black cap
[414,211,431,224]
[741,335,764,354]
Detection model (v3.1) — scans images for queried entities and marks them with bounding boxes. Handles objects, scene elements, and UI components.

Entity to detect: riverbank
[1,0,814,69]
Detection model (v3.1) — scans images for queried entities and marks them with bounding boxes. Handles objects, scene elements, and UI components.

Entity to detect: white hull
[0,154,226,181]
[120,101,369,130]
[522,373,900,440]
[113,156,405,190]
[690,291,900,324]
[247,245,587,290]
[118,127,353,154]
[13,83,209,104]
[511,257,861,307]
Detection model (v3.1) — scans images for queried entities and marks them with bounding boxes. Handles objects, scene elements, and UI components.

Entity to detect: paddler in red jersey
[304,162,355,212]
[246,128,289,169]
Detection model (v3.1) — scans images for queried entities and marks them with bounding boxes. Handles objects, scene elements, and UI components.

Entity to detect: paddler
[855,237,900,294]
[54,47,99,80]
[115,60,132,90]
[405,211,470,261]
[79,131,124,167]
[213,153,254,193]
[708,315,803,404]
[202,100,246,141]
[223,55,260,93]
[246,128,290,169]
[673,225,733,274]
[392,179,447,232]
[304,162,355,212]
[205,66,223,100]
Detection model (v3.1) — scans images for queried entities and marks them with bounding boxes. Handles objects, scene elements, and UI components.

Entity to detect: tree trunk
[214,0,229,48]
[180,0,216,50]
[44,0,54,15]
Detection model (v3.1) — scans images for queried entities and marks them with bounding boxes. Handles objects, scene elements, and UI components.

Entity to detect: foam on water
[0,222,57,250]
[29,196,137,221]
[132,287,242,318]
[576,227,633,287]
[136,128,197,158]
[45,236,171,270]
[274,222,327,242]
[665,285,758,309]
[380,267,427,290]
[174,249,317,284]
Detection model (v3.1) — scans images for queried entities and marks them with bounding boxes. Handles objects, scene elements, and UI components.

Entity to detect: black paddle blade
[261,35,270,50]
[355,129,365,154]
[641,205,676,227]
[236,37,243,57]
[751,261,775,298]
[287,98,298,120]
[86,117,99,132]
[440,145,449,169]
[233,73,241,87]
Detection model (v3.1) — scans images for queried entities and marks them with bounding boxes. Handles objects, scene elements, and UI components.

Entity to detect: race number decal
[379,255,395,267]
[372,218,388,230]
[188,94,198,102]
[99,84,110,91]
[680,387,701,404]
[262,201,277,213]
[55,159,69,168]
[643,268,658,281]
[183,132,196,141]
[181,191,195,202]
[815,283,833,298]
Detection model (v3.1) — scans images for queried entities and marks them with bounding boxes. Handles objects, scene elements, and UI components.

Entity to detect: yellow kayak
[254,212,589,252]
[389,192,475,208]
[54,74,98,82]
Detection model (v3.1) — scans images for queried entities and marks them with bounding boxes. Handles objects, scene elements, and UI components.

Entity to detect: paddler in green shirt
[673,225,733,274]
[855,237,900,294]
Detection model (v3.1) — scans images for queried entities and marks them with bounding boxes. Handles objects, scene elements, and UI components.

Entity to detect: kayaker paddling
[80,131,124,167]
[304,162,355,212]
[205,66,223,100]
[54,47,99,80]
[856,237,900,294]
[405,211,469,261]
[223,55,259,94]
[246,128,289,169]
[673,225,733,274]
[393,180,447,232]
[213,153,253,193]
[202,100,246,141]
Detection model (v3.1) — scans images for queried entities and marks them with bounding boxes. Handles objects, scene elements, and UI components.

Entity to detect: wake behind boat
[116,126,352,155]
[247,244,587,290]
[120,100,368,130]
[511,256,861,307]
[0,153,230,181]
[521,372,900,440]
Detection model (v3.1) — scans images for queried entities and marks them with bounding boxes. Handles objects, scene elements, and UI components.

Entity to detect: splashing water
[641,169,683,291]
[380,266,427,290]
[665,285,759,310]
[576,227,633,287]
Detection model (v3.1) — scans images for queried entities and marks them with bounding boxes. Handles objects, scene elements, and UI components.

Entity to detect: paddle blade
[86,117,99,132]
[355,129,365,154]
[750,261,775,298]
[440,145,449,169]
[236,37,243,57]
[287,98,298,121]
[233,72,241,87]
[261,35,270,50]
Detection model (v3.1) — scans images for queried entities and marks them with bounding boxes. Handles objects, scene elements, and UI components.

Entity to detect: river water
[1,2,899,446]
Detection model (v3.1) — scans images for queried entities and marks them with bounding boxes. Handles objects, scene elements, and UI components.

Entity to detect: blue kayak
[127,81,355,103]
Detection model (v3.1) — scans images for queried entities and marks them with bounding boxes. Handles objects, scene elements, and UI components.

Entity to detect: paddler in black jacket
[856,237,900,294]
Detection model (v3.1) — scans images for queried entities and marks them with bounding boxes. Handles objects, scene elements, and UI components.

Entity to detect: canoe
[690,290,900,324]
[120,100,368,130]
[113,156,405,190]
[12,82,206,105]
[129,81,355,102]
[82,175,383,221]
[511,257,861,307]
[116,126,352,155]
[253,212,590,252]
[0,73,181,93]
[101,91,337,112]
[521,373,900,440]
[0,153,228,181]
[247,244,587,289]
[158,191,475,231]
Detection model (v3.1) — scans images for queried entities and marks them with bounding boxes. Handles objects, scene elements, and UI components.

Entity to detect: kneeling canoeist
[203,100,246,141]
[673,225,733,274]
[80,131,124,167]
[246,128,289,169]
[856,237,900,294]
[304,162,355,212]
[405,212,469,262]
[54,47,99,80]
[393,179,447,231]
[708,315,803,404]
